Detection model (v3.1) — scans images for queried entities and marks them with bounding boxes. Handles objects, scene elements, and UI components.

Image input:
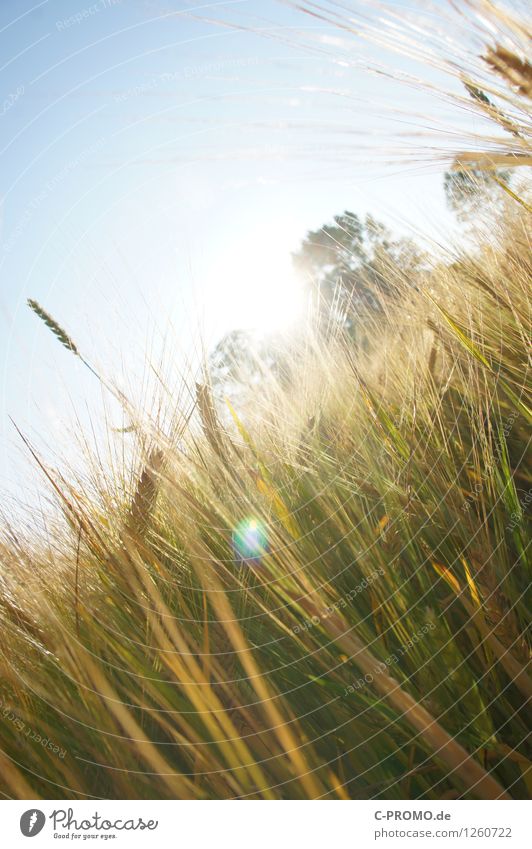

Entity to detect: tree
[443,81,512,221]
[209,211,423,395]
[444,167,511,221]
[209,329,259,389]
[209,329,291,401]
[292,211,422,333]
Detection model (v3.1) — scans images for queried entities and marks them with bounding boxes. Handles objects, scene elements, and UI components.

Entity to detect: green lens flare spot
[232,517,268,562]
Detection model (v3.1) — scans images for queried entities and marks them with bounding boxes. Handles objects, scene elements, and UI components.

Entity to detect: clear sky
[0,0,477,505]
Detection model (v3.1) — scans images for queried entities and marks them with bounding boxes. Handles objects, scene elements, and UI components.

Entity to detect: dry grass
[0,0,530,800]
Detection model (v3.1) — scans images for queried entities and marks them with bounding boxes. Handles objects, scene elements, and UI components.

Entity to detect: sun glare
[206,238,305,337]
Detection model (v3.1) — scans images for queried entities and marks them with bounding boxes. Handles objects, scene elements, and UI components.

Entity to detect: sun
[205,237,305,338]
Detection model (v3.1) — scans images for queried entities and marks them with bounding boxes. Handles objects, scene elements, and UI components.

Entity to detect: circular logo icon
[20,810,46,837]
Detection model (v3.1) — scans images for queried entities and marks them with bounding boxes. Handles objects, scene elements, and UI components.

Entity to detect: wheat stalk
[126,447,164,537]
[27,299,102,383]
[484,45,532,99]
[196,381,227,460]
[27,300,79,355]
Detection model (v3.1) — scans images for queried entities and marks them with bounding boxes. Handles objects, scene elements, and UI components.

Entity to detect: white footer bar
[2,799,528,848]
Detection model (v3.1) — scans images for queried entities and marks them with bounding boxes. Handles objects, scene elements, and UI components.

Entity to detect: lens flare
[232,517,268,563]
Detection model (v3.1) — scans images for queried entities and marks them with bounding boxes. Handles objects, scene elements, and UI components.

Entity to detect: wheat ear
[28,299,105,384]
[484,45,532,99]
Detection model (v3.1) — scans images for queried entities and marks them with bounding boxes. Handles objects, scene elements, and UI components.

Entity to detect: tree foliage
[292,211,422,331]
[209,211,423,392]
[209,328,291,399]
[444,168,511,220]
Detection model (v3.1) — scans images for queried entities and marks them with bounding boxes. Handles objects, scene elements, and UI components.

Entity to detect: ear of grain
[27,299,79,355]
[126,447,164,537]
[196,381,227,460]
[484,45,532,99]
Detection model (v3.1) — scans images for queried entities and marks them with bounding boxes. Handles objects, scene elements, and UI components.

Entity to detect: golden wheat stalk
[484,45,532,99]
[126,447,164,537]
[196,381,227,460]
[300,598,511,800]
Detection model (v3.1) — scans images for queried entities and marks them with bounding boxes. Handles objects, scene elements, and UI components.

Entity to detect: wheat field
[0,0,530,801]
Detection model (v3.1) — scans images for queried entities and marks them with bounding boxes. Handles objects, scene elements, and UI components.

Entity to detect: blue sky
[0,0,467,504]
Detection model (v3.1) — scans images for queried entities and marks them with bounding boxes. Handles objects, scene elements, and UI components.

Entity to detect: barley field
[0,0,530,801]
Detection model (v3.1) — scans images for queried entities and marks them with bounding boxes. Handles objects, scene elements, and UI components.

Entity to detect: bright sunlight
[206,235,305,337]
